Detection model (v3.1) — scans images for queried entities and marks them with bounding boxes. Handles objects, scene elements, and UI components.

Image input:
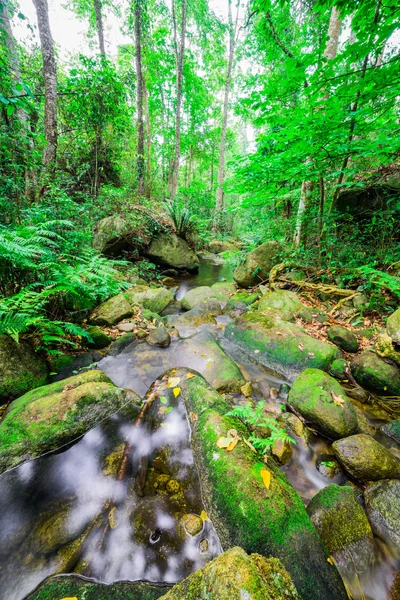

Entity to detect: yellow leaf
[260,469,271,489]
[173,387,181,397]
[171,369,178,374]
[60,598,78,600]
[200,353,206,356]
[217,436,235,449]
[227,429,238,437]
[200,510,209,521]
[227,437,239,452]
[167,377,181,388]
[331,391,344,407]
[190,411,198,421]
[327,556,335,566]
[206,363,211,368]
[186,373,195,379]
[109,506,117,529]
[243,437,257,453]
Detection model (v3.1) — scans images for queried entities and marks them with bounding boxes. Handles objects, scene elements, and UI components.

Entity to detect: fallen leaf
[254,349,260,354]
[217,436,236,449]
[200,353,206,357]
[60,598,78,600]
[227,429,238,437]
[171,369,178,374]
[276,331,283,336]
[167,377,181,388]
[186,373,195,379]
[327,556,335,566]
[227,437,239,452]
[206,363,211,368]
[159,396,168,405]
[298,341,304,351]
[173,387,181,397]
[308,352,315,359]
[109,506,117,529]
[190,411,198,421]
[158,406,168,415]
[331,391,344,407]
[243,437,257,453]
[200,510,209,521]
[269,387,279,400]
[260,469,271,489]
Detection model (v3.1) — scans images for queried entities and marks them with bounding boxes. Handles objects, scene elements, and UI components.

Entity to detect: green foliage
[226,401,296,455]
[165,199,196,237]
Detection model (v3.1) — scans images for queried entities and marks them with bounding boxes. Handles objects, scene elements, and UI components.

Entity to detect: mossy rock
[210,281,236,298]
[145,232,199,271]
[387,307,400,344]
[0,370,139,473]
[92,213,156,257]
[164,368,348,600]
[223,298,248,318]
[351,350,400,396]
[224,312,340,380]
[329,358,349,380]
[86,325,111,349]
[181,286,218,310]
[0,335,48,403]
[164,308,216,337]
[288,369,358,440]
[160,547,301,600]
[208,240,238,254]
[125,285,173,314]
[89,294,133,326]
[258,290,304,321]
[108,333,136,356]
[307,484,375,577]
[148,327,171,347]
[364,479,400,558]
[230,291,260,306]
[233,241,284,288]
[332,434,400,482]
[380,419,400,444]
[327,326,358,353]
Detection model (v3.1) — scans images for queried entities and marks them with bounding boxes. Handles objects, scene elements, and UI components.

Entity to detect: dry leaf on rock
[260,469,271,489]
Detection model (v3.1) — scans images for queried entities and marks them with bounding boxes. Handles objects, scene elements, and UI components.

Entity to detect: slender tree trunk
[32,0,57,169]
[133,0,145,196]
[169,0,187,201]
[93,0,106,56]
[293,6,342,247]
[143,72,151,198]
[212,0,239,233]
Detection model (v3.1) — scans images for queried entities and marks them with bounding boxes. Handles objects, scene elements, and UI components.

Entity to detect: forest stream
[0,259,399,600]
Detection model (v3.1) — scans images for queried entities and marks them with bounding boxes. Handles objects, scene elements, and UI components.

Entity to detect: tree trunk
[212,0,239,233]
[293,6,342,247]
[169,0,187,201]
[93,0,106,56]
[133,0,145,196]
[143,72,151,198]
[32,0,57,169]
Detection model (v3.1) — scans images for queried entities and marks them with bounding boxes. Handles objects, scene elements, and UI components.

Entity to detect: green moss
[0,335,48,402]
[86,325,111,349]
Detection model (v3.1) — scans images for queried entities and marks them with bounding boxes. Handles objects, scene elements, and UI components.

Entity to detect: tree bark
[32,0,57,169]
[143,71,151,197]
[133,0,145,196]
[93,0,106,56]
[169,0,187,201]
[212,0,240,233]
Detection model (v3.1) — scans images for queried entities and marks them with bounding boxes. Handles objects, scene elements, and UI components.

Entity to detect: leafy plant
[165,200,196,237]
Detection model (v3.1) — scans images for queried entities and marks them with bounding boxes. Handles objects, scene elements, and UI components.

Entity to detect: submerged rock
[164,308,216,337]
[89,294,133,326]
[224,312,340,380]
[258,290,304,321]
[332,434,400,481]
[364,479,400,558]
[351,350,400,396]
[0,335,48,403]
[145,232,199,270]
[288,369,358,440]
[307,484,376,577]
[85,325,111,349]
[387,308,400,344]
[327,326,359,353]
[108,332,136,356]
[0,371,139,473]
[125,285,173,314]
[233,241,283,288]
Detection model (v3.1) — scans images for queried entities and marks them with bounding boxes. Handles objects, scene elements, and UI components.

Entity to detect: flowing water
[0,258,398,600]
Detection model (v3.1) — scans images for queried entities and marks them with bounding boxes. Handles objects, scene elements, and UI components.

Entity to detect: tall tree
[169,0,187,201]
[32,0,57,168]
[213,0,240,232]
[93,0,106,56]
[133,0,145,195]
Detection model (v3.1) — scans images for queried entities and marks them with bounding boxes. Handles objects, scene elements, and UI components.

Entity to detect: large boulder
[364,479,400,558]
[387,308,400,344]
[288,369,358,440]
[125,285,173,314]
[258,290,304,321]
[327,325,359,353]
[85,325,111,349]
[0,371,139,473]
[181,286,218,310]
[208,240,239,254]
[233,241,284,288]
[89,294,133,326]
[92,213,156,257]
[351,350,400,396]
[307,484,376,577]
[0,335,48,403]
[156,368,348,600]
[161,547,301,600]
[224,312,340,380]
[145,232,199,270]
[332,434,400,481]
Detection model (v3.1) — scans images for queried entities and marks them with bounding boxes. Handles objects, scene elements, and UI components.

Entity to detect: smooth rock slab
[332,434,400,482]
[364,479,400,558]
[0,335,48,403]
[288,369,358,440]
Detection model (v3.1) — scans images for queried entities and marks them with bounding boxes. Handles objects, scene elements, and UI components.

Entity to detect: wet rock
[307,484,376,577]
[0,371,140,473]
[142,308,165,325]
[202,298,223,316]
[208,240,238,254]
[381,419,400,444]
[136,328,148,339]
[118,322,135,332]
[387,308,400,344]
[108,332,136,356]
[332,434,400,481]
[229,290,260,306]
[92,213,154,257]
[316,454,343,479]
[329,358,349,380]
[271,437,293,465]
[241,381,252,397]
[164,308,216,337]
[182,513,203,536]
[181,286,217,310]
[288,369,358,439]
[224,312,340,380]
[223,298,248,318]
[351,350,400,396]
[0,335,48,403]
[327,325,359,353]
[85,325,111,349]
[125,285,173,315]
[148,328,171,348]
[160,547,301,600]
[50,352,102,381]
[258,290,304,321]
[375,332,400,365]
[364,479,400,558]
[89,294,133,326]
[145,232,199,271]
[166,368,348,600]
[233,241,284,288]
[278,412,312,444]
[210,281,236,298]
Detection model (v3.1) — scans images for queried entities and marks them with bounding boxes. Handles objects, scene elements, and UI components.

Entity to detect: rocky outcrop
[0,371,140,473]
[332,434,400,481]
[0,335,48,403]
[145,232,199,270]
[258,290,304,321]
[89,294,133,326]
[233,241,283,288]
[125,285,174,314]
[351,350,400,396]
[92,213,156,257]
[288,369,358,440]
[364,479,400,558]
